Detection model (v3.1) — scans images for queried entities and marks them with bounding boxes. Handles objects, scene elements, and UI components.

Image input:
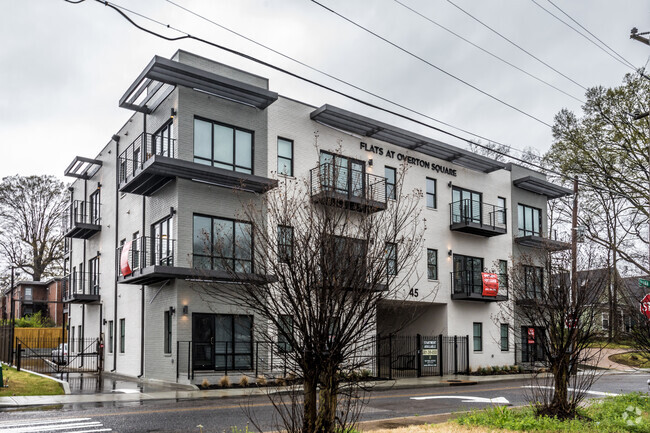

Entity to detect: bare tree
[499,245,608,419]
[195,151,425,433]
[0,175,67,281]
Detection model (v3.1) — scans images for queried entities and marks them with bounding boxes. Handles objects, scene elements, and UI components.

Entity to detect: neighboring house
[62,50,567,384]
[1,278,64,326]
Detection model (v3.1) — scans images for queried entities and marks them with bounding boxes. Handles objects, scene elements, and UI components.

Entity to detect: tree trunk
[550,355,572,418]
[316,368,338,433]
[303,375,318,433]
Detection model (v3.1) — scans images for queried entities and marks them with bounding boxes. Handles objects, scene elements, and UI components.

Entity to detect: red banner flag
[527,328,535,344]
[120,240,133,276]
[481,272,499,296]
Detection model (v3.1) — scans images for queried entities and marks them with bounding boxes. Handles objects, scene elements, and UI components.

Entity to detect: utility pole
[571,177,579,305]
[9,267,17,366]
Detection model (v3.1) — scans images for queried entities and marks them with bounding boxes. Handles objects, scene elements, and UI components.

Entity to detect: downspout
[139,112,147,378]
[112,135,120,372]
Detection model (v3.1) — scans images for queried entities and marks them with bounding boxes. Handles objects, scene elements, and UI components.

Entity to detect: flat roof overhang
[120,56,278,113]
[515,235,571,251]
[117,266,274,286]
[63,294,101,304]
[513,176,573,199]
[310,105,507,173]
[64,223,101,240]
[64,156,102,179]
[119,155,278,196]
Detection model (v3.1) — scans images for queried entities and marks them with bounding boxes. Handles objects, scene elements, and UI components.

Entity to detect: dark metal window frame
[164,310,172,354]
[427,248,438,280]
[108,320,113,354]
[426,177,437,209]
[277,314,293,353]
[517,203,542,237]
[386,242,397,276]
[119,318,125,353]
[151,216,174,267]
[193,214,254,273]
[500,323,509,351]
[453,254,484,294]
[277,225,293,264]
[89,189,101,225]
[277,137,294,177]
[385,166,396,200]
[523,265,544,299]
[88,256,100,295]
[215,314,254,371]
[319,150,366,197]
[193,116,255,174]
[452,186,482,224]
[473,322,483,352]
[153,120,174,157]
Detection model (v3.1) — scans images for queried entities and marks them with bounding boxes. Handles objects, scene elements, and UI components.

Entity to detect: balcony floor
[515,235,570,251]
[118,265,272,285]
[311,190,387,213]
[451,292,507,302]
[449,222,507,237]
[63,294,101,304]
[64,223,101,239]
[119,155,278,196]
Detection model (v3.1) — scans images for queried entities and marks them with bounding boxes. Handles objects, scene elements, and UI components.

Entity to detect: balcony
[515,229,571,251]
[62,272,100,304]
[450,271,508,302]
[309,164,387,213]
[117,236,270,285]
[62,200,101,239]
[449,199,507,237]
[118,133,278,196]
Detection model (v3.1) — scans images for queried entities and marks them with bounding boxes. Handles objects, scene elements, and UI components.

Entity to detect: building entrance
[191,313,253,372]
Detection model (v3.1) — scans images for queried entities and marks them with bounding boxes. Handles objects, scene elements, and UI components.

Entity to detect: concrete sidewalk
[0,371,611,408]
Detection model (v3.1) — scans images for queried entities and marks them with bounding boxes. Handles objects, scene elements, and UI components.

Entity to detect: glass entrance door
[192,314,215,370]
[452,187,482,224]
[192,313,253,371]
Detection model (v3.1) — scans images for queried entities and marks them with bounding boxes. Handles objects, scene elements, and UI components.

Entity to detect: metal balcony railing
[116,236,176,277]
[118,133,176,184]
[309,163,387,210]
[449,199,507,231]
[450,270,508,300]
[62,200,101,231]
[63,271,100,299]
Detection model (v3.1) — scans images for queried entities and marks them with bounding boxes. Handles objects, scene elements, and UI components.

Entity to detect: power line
[67,0,639,200]
[545,0,636,70]
[311,0,553,128]
[529,0,636,71]
[392,0,584,104]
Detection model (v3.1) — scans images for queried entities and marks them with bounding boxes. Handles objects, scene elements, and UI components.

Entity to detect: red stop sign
[641,294,650,319]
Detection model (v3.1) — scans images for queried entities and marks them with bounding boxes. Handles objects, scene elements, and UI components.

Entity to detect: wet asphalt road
[0,373,648,432]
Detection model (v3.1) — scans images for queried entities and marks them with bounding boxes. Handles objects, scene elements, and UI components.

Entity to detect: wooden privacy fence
[12,328,66,348]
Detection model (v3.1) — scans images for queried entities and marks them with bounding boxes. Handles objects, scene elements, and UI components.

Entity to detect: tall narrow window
[277,315,293,353]
[427,249,438,280]
[523,265,544,299]
[319,151,365,199]
[89,190,100,225]
[473,322,483,351]
[151,217,173,266]
[426,178,437,209]
[498,260,508,289]
[278,225,293,263]
[277,138,293,176]
[164,310,172,354]
[119,318,125,353]
[497,196,506,225]
[108,320,113,354]
[453,255,484,294]
[452,187,482,224]
[193,118,253,173]
[132,231,140,269]
[88,256,100,295]
[71,327,75,352]
[385,166,396,200]
[386,242,397,276]
[153,120,174,157]
[500,324,509,351]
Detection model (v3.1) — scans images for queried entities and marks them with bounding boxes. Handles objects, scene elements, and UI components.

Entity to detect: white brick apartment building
[62,50,571,384]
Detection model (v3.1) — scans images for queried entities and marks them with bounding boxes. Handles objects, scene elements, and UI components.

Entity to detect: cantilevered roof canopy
[120,56,278,113]
[513,176,573,199]
[64,156,102,179]
[310,105,507,173]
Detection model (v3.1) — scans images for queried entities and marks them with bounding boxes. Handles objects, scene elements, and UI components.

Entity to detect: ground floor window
[120,319,125,353]
[521,326,544,362]
[164,310,172,354]
[473,322,482,351]
[192,313,253,371]
[108,320,113,354]
[500,324,509,351]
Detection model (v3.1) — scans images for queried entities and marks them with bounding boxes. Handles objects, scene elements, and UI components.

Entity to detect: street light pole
[9,267,15,366]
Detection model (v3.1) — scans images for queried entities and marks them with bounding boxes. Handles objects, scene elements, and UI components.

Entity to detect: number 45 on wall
[409,288,419,297]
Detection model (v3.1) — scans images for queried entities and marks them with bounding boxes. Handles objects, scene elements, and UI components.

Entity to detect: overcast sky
[1,0,649,180]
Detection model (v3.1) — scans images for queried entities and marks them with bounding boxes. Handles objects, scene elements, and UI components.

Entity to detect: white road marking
[410,395,510,404]
[0,418,92,427]
[110,388,141,394]
[0,417,111,433]
[521,385,619,397]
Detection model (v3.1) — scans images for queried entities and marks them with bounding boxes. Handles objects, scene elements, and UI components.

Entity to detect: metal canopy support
[513,176,573,199]
[64,156,103,179]
[310,104,506,173]
[119,56,278,113]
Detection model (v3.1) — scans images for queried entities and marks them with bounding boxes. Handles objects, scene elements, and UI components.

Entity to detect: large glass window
[385,166,396,200]
[386,243,397,276]
[193,118,253,174]
[277,138,293,176]
[427,249,438,280]
[193,215,253,273]
[473,322,483,351]
[215,314,253,370]
[278,226,293,263]
[426,178,437,209]
[453,255,484,294]
[452,187,481,224]
[523,265,544,299]
[319,152,365,198]
[518,204,542,237]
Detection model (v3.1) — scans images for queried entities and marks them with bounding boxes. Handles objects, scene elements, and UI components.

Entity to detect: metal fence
[14,337,101,374]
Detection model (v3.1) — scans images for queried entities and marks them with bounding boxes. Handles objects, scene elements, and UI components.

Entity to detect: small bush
[200,378,210,388]
[360,369,371,378]
[275,377,286,386]
[239,375,249,387]
[256,375,267,386]
[219,375,230,387]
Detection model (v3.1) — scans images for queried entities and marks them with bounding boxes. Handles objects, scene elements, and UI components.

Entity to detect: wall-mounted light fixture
[448,249,453,256]
[97,182,102,189]
[182,305,189,315]
[96,251,101,257]
[112,134,121,143]
[103,319,107,325]
[169,306,176,316]
[448,181,453,188]
[170,108,177,119]
[368,158,373,167]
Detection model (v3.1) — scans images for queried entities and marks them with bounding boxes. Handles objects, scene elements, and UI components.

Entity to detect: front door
[192,314,214,370]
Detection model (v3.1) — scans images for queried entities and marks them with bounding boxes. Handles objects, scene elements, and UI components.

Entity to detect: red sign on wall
[527,328,535,344]
[641,294,650,320]
[481,272,499,296]
[120,241,133,276]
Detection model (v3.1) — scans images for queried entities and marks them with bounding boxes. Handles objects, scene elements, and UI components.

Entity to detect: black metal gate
[15,337,101,374]
[376,334,469,379]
